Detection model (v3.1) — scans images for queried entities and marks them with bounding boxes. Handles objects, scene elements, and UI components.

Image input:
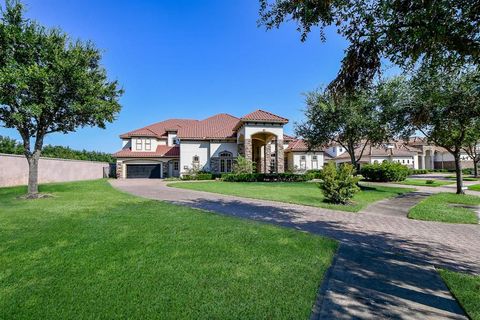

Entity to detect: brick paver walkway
[110,179,480,319]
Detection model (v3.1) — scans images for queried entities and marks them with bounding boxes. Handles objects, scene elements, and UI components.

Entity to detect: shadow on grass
[161,196,474,318]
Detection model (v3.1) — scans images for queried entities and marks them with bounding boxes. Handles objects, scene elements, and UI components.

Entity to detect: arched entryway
[239,131,284,173]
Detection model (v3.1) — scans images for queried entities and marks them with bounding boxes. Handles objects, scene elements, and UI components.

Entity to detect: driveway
[110,179,480,319]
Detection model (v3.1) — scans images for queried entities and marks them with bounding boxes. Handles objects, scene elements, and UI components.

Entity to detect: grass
[0,180,338,319]
[446,175,480,181]
[408,193,480,224]
[468,184,480,191]
[397,178,455,187]
[168,181,413,212]
[439,269,480,320]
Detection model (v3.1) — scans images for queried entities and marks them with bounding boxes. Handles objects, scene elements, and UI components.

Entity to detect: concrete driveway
[110,179,480,319]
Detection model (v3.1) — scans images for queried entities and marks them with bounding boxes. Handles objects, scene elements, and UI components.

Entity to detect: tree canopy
[381,66,480,193]
[259,0,480,92]
[295,88,388,169]
[0,135,115,162]
[0,0,123,196]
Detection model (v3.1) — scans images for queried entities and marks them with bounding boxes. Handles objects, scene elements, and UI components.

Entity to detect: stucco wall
[290,152,324,171]
[179,141,210,174]
[0,153,109,187]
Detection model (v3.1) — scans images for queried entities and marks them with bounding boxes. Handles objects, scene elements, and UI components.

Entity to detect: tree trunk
[454,152,464,195]
[26,152,40,197]
[349,152,358,174]
[474,160,479,178]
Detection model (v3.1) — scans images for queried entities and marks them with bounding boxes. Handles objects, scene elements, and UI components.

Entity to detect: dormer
[166,128,178,146]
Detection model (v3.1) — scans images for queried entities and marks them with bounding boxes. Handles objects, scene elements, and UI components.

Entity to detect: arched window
[219,151,233,173]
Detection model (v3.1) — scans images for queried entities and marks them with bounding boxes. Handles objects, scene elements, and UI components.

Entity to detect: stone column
[276,139,284,173]
[244,139,252,162]
[259,145,265,173]
[116,160,123,179]
[265,142,272,173]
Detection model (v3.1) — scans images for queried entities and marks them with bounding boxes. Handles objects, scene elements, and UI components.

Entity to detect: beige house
[113,110,325,178]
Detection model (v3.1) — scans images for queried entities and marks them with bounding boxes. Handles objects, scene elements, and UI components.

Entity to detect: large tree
[296,88,388,170]
[259,0,480,92]
[0,1,123,197]
[383,67,480,194]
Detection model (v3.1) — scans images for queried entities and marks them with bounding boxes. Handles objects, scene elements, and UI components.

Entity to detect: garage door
[126,164,161,178]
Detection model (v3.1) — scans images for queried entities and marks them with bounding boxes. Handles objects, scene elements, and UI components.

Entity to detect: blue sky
[0,0,349,153]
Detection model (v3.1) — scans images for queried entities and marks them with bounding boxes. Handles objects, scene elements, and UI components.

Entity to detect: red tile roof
[120,119,199,139]
[286,139,324,152]
[241,109,289,123]
[113,145,180,158]
[119,110,290,140]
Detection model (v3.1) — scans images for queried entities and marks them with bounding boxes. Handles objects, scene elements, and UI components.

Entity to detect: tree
[383,66,480,194]
[0,1,123,198]
[0,135,23,154]
[296,88,388,170]
[259,0,480,92]
[463,140,480,178]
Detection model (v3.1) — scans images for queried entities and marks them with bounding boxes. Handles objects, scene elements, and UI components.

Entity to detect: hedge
[181,173,217,180]
[221,172,311,182]
[360,162,410,182]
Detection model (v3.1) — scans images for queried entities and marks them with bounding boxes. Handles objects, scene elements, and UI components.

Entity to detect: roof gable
[241,109,289,123]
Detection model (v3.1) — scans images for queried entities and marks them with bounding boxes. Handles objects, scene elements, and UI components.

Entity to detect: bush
[233,156,255,174]
[361,162,410,182]
[410,169,429,175]
[221,173,310,182]
[182,172,214,181]
[305,169,323,180]
[320,163,360,204]
[426,179,435,185]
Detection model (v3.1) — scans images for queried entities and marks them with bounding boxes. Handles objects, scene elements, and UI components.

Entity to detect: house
[113,110,325,178]
[324,138,474,170]
[326,141,419,169]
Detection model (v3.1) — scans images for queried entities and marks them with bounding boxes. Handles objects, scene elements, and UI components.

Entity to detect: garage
[126,164,161,178]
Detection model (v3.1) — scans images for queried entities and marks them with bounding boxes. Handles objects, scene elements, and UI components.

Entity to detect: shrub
[221,172,310,182]
[410,169,429,175]
[233,156,255,174]
[426,179,435,184]
[305,169,323,180]
[320,163,360,204]
[182,171,214,181]
[361,162,409,182]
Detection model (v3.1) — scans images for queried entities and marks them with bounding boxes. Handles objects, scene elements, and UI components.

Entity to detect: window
[193,155,199,162]
[219,151,233,173]
[145,139,151,151]
[339,147,343,152]
[402,159,405,164]
[173,138,179,145]
[312,155,318,160]
[173,161,179,171]
[300,155,306,161]
[136,139,142,150]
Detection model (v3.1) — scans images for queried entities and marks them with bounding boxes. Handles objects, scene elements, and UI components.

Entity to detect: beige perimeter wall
[0,153,110,187]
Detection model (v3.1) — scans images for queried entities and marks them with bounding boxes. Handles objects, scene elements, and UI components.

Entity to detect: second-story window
[136,139,142,150]
[145,139,151,151]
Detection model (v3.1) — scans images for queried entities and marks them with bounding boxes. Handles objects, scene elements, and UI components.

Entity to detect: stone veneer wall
[265,143,272,173]
[276,139,284,173]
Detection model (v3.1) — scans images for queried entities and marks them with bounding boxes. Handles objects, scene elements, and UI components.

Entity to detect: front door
[172,160,180,177]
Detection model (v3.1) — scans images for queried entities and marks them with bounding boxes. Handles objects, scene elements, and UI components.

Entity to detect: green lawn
[0,180,337,319]
[468,184,480,191]
[446,175,480,181]
[408,193,480,224]
[439,269,480,320]
[397,178,455,187]
[168,181,413,212]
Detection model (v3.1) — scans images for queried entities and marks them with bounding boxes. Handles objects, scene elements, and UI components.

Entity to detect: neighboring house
[324,137,474,170]
[113,110,326,178]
